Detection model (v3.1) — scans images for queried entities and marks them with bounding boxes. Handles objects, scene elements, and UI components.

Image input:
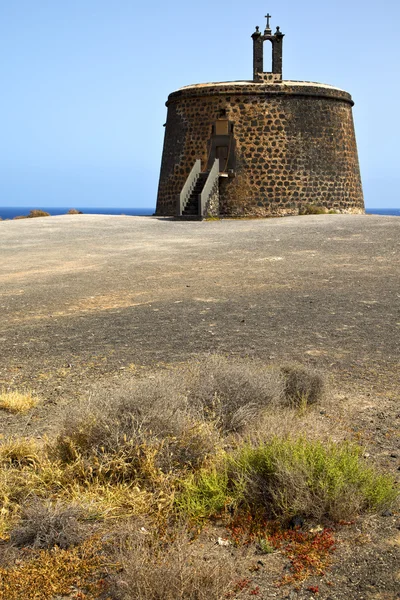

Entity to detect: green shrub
[178,437,397,522]
[175,464,231,519]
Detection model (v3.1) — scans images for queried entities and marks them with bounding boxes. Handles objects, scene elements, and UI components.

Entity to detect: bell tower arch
[251,14,284,82]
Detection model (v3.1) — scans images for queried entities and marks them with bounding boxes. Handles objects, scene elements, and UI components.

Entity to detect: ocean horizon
[0,206,154,220]
[0,206,399,220]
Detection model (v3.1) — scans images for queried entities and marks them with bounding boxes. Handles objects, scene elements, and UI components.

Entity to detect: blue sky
[0,0,399,210]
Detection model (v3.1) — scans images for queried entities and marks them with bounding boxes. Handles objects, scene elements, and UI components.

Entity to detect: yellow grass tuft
[0,537,107,600]
[0,390,38,414]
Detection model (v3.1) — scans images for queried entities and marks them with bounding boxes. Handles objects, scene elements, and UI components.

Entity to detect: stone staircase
[176,159,220,220]
[180,172,208,219]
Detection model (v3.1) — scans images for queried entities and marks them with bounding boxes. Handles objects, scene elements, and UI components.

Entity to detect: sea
[0,207,399,220]
[0,206,154,220]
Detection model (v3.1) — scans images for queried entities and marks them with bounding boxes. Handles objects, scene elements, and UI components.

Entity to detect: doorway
[216,146,228,172]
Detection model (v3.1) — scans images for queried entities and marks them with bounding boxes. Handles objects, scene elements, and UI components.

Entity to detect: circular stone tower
[156,16,364,218]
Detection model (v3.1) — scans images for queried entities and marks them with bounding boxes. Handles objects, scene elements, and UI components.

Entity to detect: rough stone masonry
[156,15,364,218]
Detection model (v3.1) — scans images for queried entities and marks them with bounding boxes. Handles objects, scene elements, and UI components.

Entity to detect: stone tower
[155,15,364,218]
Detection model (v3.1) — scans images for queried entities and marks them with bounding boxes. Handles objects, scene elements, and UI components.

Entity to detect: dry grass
[111,527,235,600]
[0,390,38,414]
[0,437,41,467]
[0,537,106,600]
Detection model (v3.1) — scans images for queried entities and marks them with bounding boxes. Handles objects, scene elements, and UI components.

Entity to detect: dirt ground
[0,213,399,598]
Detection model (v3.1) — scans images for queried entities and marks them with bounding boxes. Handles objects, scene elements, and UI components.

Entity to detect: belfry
[155,14,364,218]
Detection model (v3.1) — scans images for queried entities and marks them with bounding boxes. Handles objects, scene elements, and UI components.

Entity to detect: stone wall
[156,82,364,217]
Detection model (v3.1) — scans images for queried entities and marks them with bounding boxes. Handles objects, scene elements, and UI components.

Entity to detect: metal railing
[177,159,201,216]
[199,159,220,217]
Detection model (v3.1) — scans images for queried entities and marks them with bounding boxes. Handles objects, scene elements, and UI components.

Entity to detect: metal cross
[265,13,272,29]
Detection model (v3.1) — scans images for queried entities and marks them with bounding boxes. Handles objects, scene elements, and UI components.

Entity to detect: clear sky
[0,0,399,210]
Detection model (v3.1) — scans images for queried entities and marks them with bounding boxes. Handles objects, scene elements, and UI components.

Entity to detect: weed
[258,536,274,553]
[0,390,38,414]
[234,438,397,520]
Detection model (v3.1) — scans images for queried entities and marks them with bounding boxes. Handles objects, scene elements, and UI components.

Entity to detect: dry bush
[10,499,83,549]
[27,209,50,218]
[67,208,83,214]
[244,406,335,446]
[52,373,220,480]
[183,355,285,433]
[0,390,38,414]
[281,364,325,407]
[112,527,235,600]
[13,215,28,220]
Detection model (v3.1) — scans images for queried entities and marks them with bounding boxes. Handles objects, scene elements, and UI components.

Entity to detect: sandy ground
[0,213,398,393]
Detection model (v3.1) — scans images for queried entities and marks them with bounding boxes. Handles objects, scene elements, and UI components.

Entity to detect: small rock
[217,537,230,546]
[382,510,393,517]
